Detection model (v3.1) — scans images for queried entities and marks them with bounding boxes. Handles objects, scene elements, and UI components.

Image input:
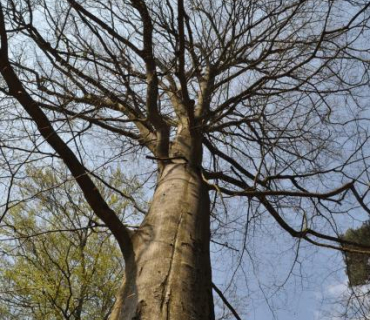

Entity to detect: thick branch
[130,0,169,158]
[0,6,132,260]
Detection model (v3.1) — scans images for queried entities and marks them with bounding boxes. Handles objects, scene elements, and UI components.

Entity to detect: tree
[0,165,130,319]
[0,0,369,319]
[343,222,370,287]
[331,223,370,320]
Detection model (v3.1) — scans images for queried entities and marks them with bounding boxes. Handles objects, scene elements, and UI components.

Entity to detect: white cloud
[327,282,347,297]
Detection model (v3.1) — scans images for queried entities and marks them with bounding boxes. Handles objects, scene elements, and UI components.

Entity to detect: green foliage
[342,222,370,287]
[0,165,139,320]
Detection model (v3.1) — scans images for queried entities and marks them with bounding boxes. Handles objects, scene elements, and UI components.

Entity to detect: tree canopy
[343,222,370,287]
[0,166,132,320]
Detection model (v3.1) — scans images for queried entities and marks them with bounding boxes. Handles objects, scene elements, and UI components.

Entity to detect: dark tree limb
[0,5,133,261]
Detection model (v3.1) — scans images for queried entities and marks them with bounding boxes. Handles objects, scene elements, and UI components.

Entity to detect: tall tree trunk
[110,163,215,320]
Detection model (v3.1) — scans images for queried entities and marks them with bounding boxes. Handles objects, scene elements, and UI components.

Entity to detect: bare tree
[0,0,370,319]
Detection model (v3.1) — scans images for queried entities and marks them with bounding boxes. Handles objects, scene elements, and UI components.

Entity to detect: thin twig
[212,283,243,320]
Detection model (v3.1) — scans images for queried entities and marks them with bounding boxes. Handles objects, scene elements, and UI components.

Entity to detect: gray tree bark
[110,163,215,320]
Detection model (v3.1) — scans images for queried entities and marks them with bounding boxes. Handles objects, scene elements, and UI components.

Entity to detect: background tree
[343,222,370,287]
[324,223,370,320]
[0,0,369,319]
[0,165,135,320]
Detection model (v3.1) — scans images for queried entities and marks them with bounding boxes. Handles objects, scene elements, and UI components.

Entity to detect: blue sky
[210,208,359,320]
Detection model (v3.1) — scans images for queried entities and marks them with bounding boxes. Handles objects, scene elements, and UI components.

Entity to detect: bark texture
[110,163,214,320]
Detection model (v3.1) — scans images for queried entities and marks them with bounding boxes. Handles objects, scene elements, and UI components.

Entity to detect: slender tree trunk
[110,163,215,320]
